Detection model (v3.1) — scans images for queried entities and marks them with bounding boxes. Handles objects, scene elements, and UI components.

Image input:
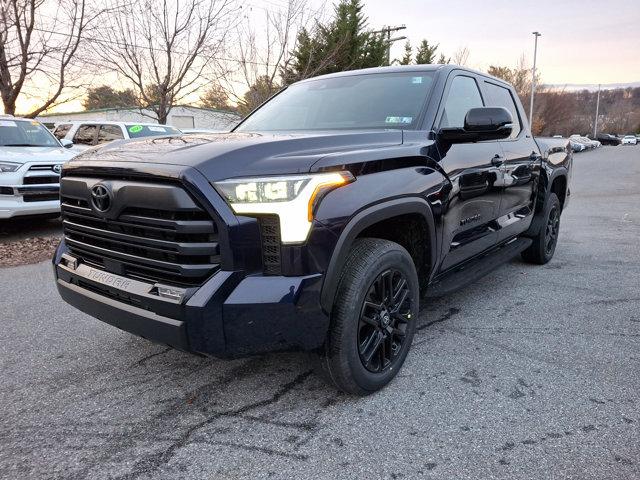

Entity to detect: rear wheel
[313,238,419,395]
[522,192,561,264]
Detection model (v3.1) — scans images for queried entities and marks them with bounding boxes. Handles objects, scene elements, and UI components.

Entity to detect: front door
[481,80,540,242]
[435,73,505,272]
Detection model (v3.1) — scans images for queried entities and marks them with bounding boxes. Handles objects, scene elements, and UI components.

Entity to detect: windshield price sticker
[148,126,166,132]
[385,116,412,124]
[128,125,143,133]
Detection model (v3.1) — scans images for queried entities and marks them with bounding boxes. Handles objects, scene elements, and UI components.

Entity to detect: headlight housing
[0,162,20,173]
[214,171,354,244]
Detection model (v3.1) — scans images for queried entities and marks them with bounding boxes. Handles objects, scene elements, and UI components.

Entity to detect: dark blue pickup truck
[53,65,572,395]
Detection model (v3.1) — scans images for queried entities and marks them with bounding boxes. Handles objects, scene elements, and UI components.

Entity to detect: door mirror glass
[439,107,513,143]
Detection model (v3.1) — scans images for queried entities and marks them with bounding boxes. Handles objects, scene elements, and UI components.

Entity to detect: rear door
[97,124,125,145]
[72,124,99,150]
[481,80,540,242]
[435,73,505,272]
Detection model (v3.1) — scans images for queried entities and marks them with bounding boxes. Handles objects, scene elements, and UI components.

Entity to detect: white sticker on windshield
[385,116,413,124]
[412,77,423,84]
[0,120,18,127]
[148,126,166,132]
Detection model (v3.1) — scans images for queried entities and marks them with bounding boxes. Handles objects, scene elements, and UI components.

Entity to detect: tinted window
[125,124,181,138]
[73,125,98,145]
[0,119,59,147]
[53,124,72,139]
[440,76,484,128]
[483,82,522,138]
[97,124,124,143]
[236,72,436,132]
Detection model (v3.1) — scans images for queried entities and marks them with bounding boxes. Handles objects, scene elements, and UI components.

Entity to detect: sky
[358,0,640,84]
[18,0,640,114]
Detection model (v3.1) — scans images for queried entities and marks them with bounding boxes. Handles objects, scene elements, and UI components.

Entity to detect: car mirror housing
[439,107,514,143]
[60,139,74,149]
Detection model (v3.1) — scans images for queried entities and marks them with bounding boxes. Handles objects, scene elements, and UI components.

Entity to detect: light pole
[529,31,541,127]
[593,84,601,138]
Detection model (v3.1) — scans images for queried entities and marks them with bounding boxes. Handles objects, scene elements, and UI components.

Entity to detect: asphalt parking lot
[1,146,639,480]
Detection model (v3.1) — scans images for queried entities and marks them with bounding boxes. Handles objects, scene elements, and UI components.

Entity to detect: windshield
[0,119,60,147]
[236,72,436,132]
[125,124,181,138]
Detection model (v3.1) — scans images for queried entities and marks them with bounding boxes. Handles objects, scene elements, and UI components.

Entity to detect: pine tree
[415,40,439,65]
[282,0,387,83]
[398,40,412,65]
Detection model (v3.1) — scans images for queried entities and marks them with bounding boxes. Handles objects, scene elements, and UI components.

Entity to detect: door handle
[491,154,505,167]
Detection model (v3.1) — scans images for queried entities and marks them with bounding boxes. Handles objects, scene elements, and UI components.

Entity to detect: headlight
[214,171,354,243]
[0,162,20,173]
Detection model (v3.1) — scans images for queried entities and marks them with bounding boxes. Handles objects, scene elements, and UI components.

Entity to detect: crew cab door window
[97,125,124,144]
[53,124,72,140]
[73,124,98,145]
[483,82,522,138]
[439,76,484,128]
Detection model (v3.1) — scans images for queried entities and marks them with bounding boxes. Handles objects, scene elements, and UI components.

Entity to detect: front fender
[319,197,437,313]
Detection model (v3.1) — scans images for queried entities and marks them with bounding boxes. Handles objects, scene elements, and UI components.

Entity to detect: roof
[295,64,511,87]
[40,104,240,118]
[51,120,178,126]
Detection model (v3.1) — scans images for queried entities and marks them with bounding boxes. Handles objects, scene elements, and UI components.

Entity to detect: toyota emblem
[53,164,62,174]
[91,184,112,212]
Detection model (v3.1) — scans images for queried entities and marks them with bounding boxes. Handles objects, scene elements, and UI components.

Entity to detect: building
[38,105,241,131]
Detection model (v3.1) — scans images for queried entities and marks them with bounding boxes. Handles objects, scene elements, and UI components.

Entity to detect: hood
[72,131,404,181]
[0,146,77,164]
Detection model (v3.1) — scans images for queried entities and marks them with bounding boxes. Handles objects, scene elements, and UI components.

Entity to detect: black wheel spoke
[358,268,414,373]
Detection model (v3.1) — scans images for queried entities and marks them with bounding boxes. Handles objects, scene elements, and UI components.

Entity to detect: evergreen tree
[82,86,138,110]
[437,53,450,65]
[282,0,387,83]
[398,40,412,65]
[415,40,438,64]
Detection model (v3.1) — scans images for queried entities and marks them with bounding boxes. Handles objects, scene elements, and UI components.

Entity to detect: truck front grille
[60,177,221,287]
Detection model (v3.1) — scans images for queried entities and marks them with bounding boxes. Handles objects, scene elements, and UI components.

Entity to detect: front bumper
[0,194,60,219]
[54,241,329,357]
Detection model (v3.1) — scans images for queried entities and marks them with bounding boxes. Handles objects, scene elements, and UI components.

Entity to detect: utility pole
[372,25,406,65]
[529,31,541,127]
[593,84,601,138]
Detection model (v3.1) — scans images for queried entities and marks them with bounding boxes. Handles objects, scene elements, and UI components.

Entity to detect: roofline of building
[39,104,240,118]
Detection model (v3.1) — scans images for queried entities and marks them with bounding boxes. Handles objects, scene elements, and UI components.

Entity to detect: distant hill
[544,81,640,92]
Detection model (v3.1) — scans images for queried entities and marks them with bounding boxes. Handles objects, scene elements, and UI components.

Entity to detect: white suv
[52,121,182,151]
[0,116,77,219]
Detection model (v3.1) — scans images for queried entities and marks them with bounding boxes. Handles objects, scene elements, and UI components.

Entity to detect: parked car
[621,135,638,145]
[596,133,621,146]
[53,65,572,394]
[0,116,77,219]
[569,139,586,152]
[569,135,599,149]
[52,121,182,151]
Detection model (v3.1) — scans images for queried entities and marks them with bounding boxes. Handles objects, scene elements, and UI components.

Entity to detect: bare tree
[97,0,238,124]
[0,0,93,116]
[221,0,312,116]
[452,46,469,66]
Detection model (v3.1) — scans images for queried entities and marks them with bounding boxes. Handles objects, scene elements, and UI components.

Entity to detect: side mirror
[60,139,74,149]
[439,107,513,143]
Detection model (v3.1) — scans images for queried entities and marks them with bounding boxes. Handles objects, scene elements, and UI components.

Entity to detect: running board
[426,237,533,298]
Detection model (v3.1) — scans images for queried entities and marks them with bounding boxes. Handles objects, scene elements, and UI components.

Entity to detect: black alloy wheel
[358,269,412,373]
[544,206,560,255]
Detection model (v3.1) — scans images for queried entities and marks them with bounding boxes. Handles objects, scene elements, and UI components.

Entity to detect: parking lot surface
[1,146,639,480]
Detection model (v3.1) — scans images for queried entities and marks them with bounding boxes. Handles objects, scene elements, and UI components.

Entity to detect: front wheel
[522,192,561,264]
[313,238,419,395]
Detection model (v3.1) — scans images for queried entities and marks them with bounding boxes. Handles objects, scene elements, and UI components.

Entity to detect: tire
[522,192,561,264]
[313,238,419,395]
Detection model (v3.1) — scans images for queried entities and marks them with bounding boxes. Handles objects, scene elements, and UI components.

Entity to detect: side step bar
[426,237,533,298]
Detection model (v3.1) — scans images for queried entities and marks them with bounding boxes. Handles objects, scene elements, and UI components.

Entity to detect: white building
[38,105,241,131]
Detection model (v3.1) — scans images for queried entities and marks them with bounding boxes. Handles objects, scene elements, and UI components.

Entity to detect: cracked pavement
[1,146,639,479]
